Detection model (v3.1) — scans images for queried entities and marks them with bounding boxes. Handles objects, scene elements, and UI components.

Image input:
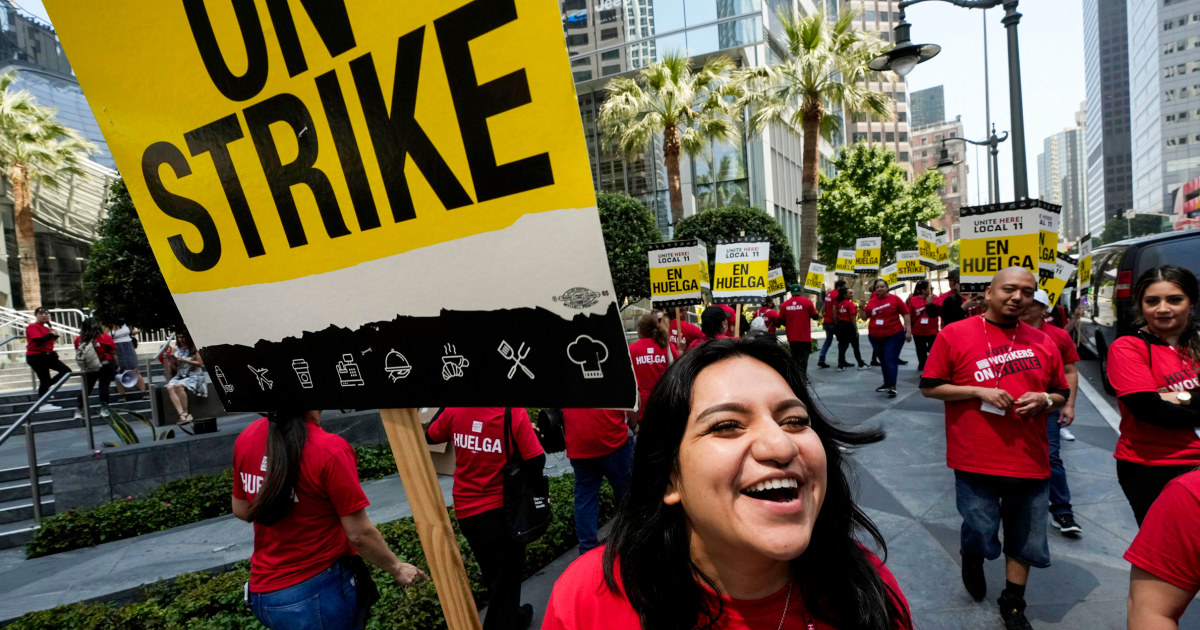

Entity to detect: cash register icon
[336,354,365,387]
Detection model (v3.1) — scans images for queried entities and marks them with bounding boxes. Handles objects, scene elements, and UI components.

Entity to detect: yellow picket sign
[766,267,788,297]
[916,223,938,266]
[804,262,827,294]
[835,249,857,277]
[1038,252,1077,308]
[896,250,925,280]
[712,239,769,304]
[1078,234,1093,290]
[957,202,1044,292]
[854,235,882,273]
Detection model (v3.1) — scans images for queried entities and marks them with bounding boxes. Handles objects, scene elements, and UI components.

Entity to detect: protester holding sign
[630,313,679,422]
[817,279,847,369]
[779,286,819,372]
[836,289,869,371]
[427,408,545,629]
[664,309,703,354]
[861,279,911,398]
[906,280,939,375]
[919,267,1068,629]
[936,269,983,328]
[233,410,426,630]
[1106,266,1200,526]
[543,340,913,630]
[562,408,634,556]
[1124,469,1200,628]
[691,306,731,351]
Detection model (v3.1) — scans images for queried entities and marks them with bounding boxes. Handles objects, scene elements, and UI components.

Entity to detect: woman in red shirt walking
[835,288,869,371]
[1106,265,1200,525]
[861,280,911,397]
[630,312,678,422]
[906,280,939,374]
[73,318,117,418]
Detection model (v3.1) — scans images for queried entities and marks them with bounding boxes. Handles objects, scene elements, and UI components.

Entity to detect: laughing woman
[543,339,911,630]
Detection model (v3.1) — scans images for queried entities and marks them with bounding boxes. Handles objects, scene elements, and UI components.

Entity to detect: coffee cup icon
[441,345,469,381]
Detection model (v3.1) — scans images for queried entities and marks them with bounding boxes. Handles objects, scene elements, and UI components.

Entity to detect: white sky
[24,0,1086,204]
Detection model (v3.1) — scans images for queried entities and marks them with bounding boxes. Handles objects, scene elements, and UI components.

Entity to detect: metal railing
[0,370,77,524]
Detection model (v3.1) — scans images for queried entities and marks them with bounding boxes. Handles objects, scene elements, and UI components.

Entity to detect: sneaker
[517,603,534,629]
[887,387,897,398]
[870,360,881,366]
[897,358,909,365]
[875,384,890,392]
[1052,513,1082,535]
[1059,427,1076,441]
[38,403,62,412]
[838,366,848,372]
[857,364,872,370]
[998,594,1033,630]
[817,362,831,369]
[961,554,986,601]
[73,410,83,420]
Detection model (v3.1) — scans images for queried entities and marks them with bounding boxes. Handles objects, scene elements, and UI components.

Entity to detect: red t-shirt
[543,546,911,630]
[1035,322,1079,365]
[922,317,1068,479]
[563,409,630,460]
[668,320,703,350]
[1108,334,1200,466]
[906,295,939,336]
[719,304,738,334]
[25,321,55,355]
[836,300,857,323]
[630,337,678,419]
[1043,305,1069,329]
[688,336,714,351]
[822,290,840,324]
[1124,470,1200,592]
[865,294,908,338]
[426,407,544,518]
[754,307,779,335]
[74,334,117,363]
[780,295,818,342]
[232,418,369,593]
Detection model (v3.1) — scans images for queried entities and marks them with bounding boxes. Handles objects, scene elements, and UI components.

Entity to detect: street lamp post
[936,124,1009,204]
[870,0,1029,201]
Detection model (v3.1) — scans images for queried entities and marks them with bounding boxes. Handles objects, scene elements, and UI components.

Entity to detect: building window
[601,27,618,40]
[899,152,910,162]
[886,132,895,142]
[872,132,882,142]
[571,56,591,66]
[566,33,588,47]
[601,50,620,60]
[573,70,593,82]
[900,132,908,142]
[602,64,621,76]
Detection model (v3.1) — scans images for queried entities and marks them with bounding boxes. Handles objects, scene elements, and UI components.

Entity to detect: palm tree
[0,72,94,309]
[737,9,892,278]
[598,53,741,232]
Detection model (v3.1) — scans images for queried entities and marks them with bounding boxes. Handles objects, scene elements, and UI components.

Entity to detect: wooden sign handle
[380,408,482,630]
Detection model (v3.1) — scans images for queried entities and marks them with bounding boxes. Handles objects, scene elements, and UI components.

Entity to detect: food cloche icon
[384,349,412,381]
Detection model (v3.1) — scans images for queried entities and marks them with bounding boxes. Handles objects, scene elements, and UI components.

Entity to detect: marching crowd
[42,264,1195,629]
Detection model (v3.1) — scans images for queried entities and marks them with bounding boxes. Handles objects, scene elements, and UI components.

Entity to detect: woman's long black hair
[602,339,908,630]
[78,318,102,344]
[1133,265,1200,366]
[245,410,309,525]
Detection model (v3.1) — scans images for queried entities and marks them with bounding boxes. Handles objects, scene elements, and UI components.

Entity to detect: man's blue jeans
[249,561,360,630]
[818,323,837,363]
[1047,410,1073,517]
[868,330,906,387]
[570,438,634,553]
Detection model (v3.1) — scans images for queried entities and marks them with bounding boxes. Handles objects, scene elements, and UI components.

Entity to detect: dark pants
[868,331,905,387]
[788,341,812,373]
[78,363,117,409]
[570,438,633,554]
[459,508,526,629]
[1046,410,1073,517]
[818,323,837,363]
[955,470,1051,568]
[27,352,70,397]
[836,321,864,367]
[914,334,937,371]
[1116,460,1194,526]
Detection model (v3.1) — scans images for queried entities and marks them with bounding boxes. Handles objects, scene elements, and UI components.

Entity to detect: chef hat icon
[567,335,609,379]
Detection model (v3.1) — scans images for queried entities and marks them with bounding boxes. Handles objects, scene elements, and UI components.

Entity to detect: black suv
[1079,230,1200,392]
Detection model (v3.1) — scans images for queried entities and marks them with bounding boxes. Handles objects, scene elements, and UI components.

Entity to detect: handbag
[338,555,380,626]
[535,408,566,454]
[502,407,551,543]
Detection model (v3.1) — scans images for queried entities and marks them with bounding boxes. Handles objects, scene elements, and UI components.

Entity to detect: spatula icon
[498,340,534,380]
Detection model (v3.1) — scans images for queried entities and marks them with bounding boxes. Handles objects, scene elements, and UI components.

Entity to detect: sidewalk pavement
[1,341,1197,628]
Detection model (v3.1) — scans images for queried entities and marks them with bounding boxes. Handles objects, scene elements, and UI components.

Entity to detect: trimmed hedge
[28,444,399,558]
[10,474,610,630]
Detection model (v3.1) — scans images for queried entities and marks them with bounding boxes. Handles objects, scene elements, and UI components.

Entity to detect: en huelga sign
[47,0,636,411]
[712,238,769,304]
[648,239,707,308]
[957,201,1042,293]
[855,235,882,274]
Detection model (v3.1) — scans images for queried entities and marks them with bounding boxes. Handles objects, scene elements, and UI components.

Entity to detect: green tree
[1095,214,1166,246]
[83,179,184,332]
[737,8,891,279]
[673,205,798,286]
[598,53,741,230]
[0,71,94,308]
[597,193,661,307]
[817,143,944,265]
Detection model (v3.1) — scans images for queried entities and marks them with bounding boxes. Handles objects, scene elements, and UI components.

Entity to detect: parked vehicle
[1079,230,1200,393]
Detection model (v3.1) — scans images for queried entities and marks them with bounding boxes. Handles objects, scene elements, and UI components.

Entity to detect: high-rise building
[1037,105,1089,243]
[844,1,912,174]
[1083,0,1132,238]
[562,0,833,263]
[911,117,969,239]
[910,86,945,130]
[1128,0,1200,221]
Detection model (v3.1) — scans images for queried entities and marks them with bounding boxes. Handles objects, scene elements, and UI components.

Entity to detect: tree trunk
[798,101,823,282]
[11,163,40,309]
[663,125,684,233]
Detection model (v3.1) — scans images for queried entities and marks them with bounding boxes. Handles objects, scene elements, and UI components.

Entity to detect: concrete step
[0,496,54,525]
[0,522,36,550]
[0,464,49,484]
[0,478,51,503]
[0,401,153,434]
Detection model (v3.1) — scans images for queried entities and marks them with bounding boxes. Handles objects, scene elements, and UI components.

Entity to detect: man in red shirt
[25,307,70,411]
[779,285,819,372]
[664,308,702,354]
[562,409,633,554]
[920,267,1069,630]
[817,279,846,368]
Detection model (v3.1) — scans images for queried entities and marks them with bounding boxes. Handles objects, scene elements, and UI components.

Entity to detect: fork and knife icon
[498,340,535,380]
